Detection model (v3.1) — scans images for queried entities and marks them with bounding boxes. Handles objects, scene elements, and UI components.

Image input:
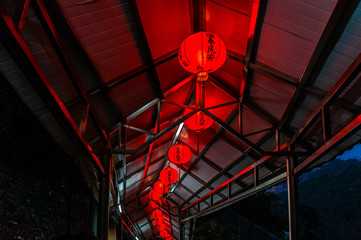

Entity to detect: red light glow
[178,32,227,75]
[149,199,160,208]
[149,190,161,201]
[183,107,213,131]
[152,209,163,219]
[168,144,192,164]
[153,181,169,194]
[157,224,166,232]
[159,167,178,184]
[155,218,164,225]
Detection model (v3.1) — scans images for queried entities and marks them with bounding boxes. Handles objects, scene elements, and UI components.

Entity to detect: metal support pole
[287,144,299,240]
[322,105,331,143]
[253,166,259,188]
[98,152,111,240]
[196,80,205,108]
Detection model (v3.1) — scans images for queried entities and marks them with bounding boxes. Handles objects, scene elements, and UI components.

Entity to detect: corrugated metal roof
[2,0,361,239]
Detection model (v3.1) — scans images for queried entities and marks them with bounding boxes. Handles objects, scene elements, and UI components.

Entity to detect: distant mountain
[274,159,361,240]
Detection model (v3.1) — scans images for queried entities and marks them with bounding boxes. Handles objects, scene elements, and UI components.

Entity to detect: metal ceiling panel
[289,93,322,130]
[190,159,219,183]
[126,106,156,140]
[330,105,354,133]
[174,185,193,200]
[241,105,273,140]
[58,0,145,83]
[211,58,244,95]
[22,7,78,104]
[181,174,203,193]
[250,71,296,121]
[227,156,257,176]
[160,80,194,122]
[256,0,337,79]
[136,0,191,59]
[314,4,361,92]
[89,93,119,130]
[210,0,254,16]
[156,57,191,92]
[204,83,237,121]
[203,138,242,168]
[109,72,155,118]
[206,0,250,55]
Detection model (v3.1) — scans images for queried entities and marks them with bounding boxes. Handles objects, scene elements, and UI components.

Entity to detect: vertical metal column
[98,152,111,240]
[196,80,205,108]
[287,144,299,240]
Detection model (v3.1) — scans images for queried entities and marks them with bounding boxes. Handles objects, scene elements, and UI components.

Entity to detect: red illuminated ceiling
[1,0,361,239]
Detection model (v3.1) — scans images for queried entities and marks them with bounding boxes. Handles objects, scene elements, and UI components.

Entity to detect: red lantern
[152,209,162,219]
[149,190,161,201]
[155,218,164,225]
[178,32,227,81]
[160,231,169,238]
[168,144,192,164]
[149,199,160,208]
[183,107,213,130]
[154,181,169,195]
[157,224,166,232]
[160,167,178,184]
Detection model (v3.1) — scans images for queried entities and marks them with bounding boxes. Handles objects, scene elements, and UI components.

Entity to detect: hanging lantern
[154,181,169,195]
[149,199,160,209]
[160,231,170,238]
[160,167,178,184]
[149,190,161,201]
[152,209,163,219]
[155,218,164,225]
[178,32,227,81]
[157,224,166,232]
[168,144,192,164]
[183,107,213,131]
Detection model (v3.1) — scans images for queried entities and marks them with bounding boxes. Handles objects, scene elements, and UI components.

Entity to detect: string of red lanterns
[149,31,226,240]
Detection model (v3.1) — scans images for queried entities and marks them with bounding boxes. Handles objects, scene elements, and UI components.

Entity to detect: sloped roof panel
[136,0,191,59]
[206,0,250,55]
[256,0,337,79]
[58,0,145,82]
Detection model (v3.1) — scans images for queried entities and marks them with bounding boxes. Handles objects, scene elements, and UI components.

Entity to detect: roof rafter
[278,0,361,130]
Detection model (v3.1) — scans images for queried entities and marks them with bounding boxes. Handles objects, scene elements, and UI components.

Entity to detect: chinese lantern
[152,209,162,219]
[154,181,169,195]
[160,167,178,184]
[149,199,160,208]
[149,190,161,201]
[160,231,169,238]
[168,144,192,164]
[178,32,227,81]
[155,218,164,225]
[183,107,213,131]
[157,224,166,232]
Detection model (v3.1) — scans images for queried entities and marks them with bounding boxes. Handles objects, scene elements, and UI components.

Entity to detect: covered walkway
[1,0,361,239]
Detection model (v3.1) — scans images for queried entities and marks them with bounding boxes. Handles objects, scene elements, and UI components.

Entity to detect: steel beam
[126,0,163,100]
[180,127,275,208]
[241,0,267,102]
[290,53,361,146]
[278,0,360,130]
[32,0,110,145]
[0,7,105,175]
[171,106,239,193]
[287,144,299,240]
[181,171,287,222]
[98,153,111,240]
[295,113,361,175]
